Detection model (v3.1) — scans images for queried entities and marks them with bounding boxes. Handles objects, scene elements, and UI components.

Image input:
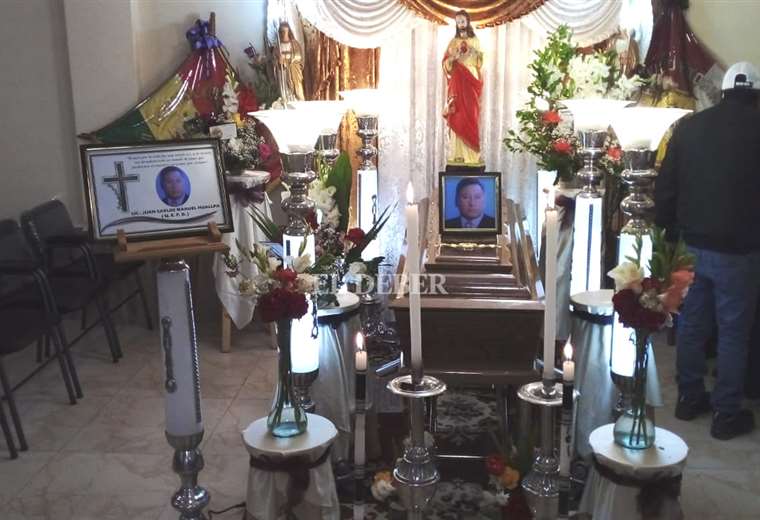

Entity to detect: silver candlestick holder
[519,380,563,520]
[316,132,340,166]
[356,114,378,170]
[281,151,316,238]
[167,431,209,520]
[620,149,658,236]
[576,130,608,198]
[388,374,446,519]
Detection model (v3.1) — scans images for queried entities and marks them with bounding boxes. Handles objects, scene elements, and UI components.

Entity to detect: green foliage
[648,227,696,281]
[344,203,395,265]
[324,153,352,232]
[625,235,644,268]
[248,204,282,243]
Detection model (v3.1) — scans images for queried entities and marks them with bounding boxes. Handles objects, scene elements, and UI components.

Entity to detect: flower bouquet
[224,246,316,437]
[607,228,695,448]
[480,453,521,511]
[504,25,644,184]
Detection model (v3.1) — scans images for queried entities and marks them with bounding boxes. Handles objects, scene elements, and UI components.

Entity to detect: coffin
[390,189,543,386]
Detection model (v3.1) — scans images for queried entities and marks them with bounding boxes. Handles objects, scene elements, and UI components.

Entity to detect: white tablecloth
[579,424,688,520]
[243,414,340,520]
[310,293,362,461]
[212,172,270,329]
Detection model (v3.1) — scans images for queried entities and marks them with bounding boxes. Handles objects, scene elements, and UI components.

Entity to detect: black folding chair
[0,219,80,459]
[20,200,124,362]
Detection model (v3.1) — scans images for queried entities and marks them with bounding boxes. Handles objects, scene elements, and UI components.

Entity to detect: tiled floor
[1,322,759,519]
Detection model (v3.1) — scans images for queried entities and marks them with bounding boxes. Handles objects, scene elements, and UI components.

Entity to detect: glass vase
[613,330,655,449]
[267,319,308,438]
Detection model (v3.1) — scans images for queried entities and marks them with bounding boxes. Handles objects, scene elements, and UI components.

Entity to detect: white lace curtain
[277,0,634,266]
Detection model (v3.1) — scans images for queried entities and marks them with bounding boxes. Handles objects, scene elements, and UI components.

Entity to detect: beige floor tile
[2,494,84,520]
[0,451,57,503]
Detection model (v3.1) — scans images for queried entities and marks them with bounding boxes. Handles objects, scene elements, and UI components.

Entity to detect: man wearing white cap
[655,61,760,440]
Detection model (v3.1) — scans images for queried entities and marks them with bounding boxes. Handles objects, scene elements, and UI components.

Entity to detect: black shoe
[711,410,755,440]
[675,392,712,421]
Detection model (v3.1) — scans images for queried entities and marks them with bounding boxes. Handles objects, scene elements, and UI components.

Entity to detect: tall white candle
[544,187,559,381]
[405,182,423,378]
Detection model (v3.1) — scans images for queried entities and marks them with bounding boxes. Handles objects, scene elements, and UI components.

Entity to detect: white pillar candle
[157,262,203,438]
[355,332,368,372]
[405,182,423,379]
[290,300,319,374]
[543,187,559,381]
[562,342,575,383]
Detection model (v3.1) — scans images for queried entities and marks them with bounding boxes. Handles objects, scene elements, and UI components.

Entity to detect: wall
[685,0,760,67]
[131,0,267,97]
[0,0,80,221]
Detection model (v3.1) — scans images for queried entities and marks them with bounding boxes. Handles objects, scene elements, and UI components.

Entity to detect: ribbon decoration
[186,19,221,51]
[249,446,332,509]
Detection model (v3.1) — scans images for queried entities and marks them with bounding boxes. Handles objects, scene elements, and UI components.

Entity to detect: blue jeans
[677,246,760,414]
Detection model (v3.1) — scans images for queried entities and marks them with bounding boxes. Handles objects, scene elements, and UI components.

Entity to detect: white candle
[355,333,368,372]
[543,187,559,381]
[562,342,575,382]
[405,182,423,378]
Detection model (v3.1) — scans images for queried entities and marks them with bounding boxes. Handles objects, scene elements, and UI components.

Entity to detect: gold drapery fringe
[396,0,546,28]
[300,18,380,229]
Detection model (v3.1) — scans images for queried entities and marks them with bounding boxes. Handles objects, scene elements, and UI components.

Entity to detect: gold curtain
[397,0,546,28]
[300,19,380,228]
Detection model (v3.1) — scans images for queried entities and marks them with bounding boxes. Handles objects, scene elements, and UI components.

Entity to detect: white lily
[607,261,644,292]
[292,253,312,273]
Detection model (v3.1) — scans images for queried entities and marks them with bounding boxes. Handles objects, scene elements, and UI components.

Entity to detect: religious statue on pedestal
[443,10,484,168]
[274,21,305,102]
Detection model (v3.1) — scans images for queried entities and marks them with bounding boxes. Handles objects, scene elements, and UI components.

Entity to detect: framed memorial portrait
[80,139,233,242]
[439,170,502,237]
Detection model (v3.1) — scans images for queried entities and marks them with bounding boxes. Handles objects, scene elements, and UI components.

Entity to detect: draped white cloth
[293,0,423,49]
[269,0,637,266]
[523,0,623,46]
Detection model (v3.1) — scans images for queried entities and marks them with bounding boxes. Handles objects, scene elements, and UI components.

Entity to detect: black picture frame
[439,170,502,238]
[80,139,233,242]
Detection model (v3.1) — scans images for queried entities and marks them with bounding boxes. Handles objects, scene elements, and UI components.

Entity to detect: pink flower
[607,146,622,162]
[552,139,573,155]
[542,111,561,125]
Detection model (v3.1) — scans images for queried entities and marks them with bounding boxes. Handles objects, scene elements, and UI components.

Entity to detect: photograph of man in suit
[158,166,190,207]
[445,177,495,229]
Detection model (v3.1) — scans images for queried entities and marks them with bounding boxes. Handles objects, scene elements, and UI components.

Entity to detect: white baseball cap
[722,61,760,91]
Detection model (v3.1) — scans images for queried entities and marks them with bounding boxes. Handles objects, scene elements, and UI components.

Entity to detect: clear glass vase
[613,331,655,449]
[267,319,308,438]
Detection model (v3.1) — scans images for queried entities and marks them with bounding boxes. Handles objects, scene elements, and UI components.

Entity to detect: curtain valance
[396,0,546,28]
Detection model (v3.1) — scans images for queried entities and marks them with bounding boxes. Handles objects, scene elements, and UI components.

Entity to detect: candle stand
[388,374,446,519]
[356,115,378,170]
[519,380,563,520]
[167,431,209,520]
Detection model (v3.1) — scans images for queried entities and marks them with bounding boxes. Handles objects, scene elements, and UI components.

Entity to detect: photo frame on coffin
[439,170,502,238]
[80,139,233,242]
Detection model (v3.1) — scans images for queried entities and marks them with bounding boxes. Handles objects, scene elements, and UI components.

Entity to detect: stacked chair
[0,200,152,458]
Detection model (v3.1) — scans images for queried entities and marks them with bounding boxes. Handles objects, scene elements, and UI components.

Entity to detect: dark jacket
[444,214,496,229]
[655,98,760,253]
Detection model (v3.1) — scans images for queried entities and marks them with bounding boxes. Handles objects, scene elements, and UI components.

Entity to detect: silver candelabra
[519,380,563,519]
[388,374,446,519]
[576,130,608,198]
[356,114,378,170]
[620,149,658,235]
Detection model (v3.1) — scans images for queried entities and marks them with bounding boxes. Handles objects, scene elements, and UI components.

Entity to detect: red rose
[258,289,286,322]
[542,110,561,125]
[607,146,622,161]
[283,289,308,320]
[273,267,298,285]
[346,228,366,245]
[552,139,573,155]
[612,288,666,331]
[485,454,506,476]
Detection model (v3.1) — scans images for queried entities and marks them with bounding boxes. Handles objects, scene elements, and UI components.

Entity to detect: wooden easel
[114,222,228,263]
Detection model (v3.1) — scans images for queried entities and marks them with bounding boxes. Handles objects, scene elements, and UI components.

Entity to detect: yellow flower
[500,467,520,490]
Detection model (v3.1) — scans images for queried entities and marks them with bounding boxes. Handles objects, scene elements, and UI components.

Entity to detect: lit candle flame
[563,341,573,361]
[356,332,365,351]
[406,182,414,204]
[548,186,556,209]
